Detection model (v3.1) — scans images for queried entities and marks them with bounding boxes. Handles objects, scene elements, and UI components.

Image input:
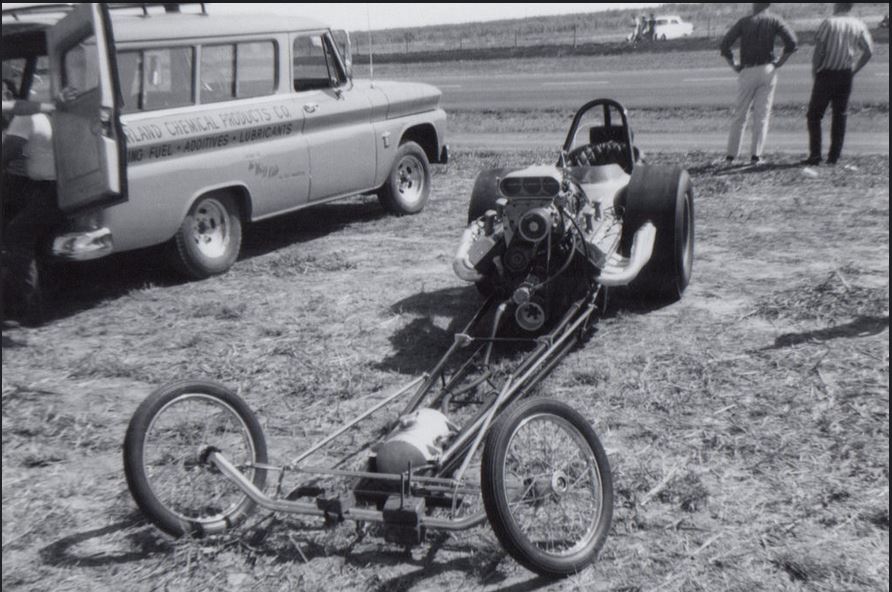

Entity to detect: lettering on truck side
[123,103,297,164]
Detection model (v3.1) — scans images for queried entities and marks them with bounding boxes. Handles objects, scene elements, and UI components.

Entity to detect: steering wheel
[566,140,629,168]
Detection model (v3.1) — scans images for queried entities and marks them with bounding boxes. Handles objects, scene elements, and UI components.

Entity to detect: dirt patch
[2,149,888,591]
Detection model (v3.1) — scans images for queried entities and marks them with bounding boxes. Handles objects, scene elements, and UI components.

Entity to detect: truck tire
[171,193,242,279]
[378,141,431,215]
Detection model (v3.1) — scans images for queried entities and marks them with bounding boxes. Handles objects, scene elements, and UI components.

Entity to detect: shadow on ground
[762,315,889,350]
[10,197,384,325]
[39,515,170,568]
[373,284,666,376]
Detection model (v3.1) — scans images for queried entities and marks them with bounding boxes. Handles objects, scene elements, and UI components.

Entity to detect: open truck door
[47,3,126,214]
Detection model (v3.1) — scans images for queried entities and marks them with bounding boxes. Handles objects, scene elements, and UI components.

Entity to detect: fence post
[573,24,577,47]
[514,29,518,48]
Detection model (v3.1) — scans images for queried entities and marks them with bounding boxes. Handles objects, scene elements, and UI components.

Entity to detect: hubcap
[396,155,425,206]
[190,198,229,259]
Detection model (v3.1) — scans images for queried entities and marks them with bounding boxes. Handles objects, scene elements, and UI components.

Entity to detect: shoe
[800,156,822,166]
[750,156,766,165]
[826,157,839,165]
[725,156,734,164]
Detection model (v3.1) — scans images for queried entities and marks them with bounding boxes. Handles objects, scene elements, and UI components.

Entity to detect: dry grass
[2,149,888,591]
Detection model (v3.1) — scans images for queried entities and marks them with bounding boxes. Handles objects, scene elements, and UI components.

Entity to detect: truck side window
[237,41,276,98]
[116,51,142,113]
[200,41,276,103]
[293,34,332,92]
[200,44,235,104]
[143,47,194,111]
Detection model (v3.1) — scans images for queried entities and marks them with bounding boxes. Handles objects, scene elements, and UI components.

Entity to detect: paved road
[410,63,889,110]
[397,62,890,153]
[449,131,890,154]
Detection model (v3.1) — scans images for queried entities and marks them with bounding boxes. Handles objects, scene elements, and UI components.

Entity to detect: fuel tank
[374,408,453,474]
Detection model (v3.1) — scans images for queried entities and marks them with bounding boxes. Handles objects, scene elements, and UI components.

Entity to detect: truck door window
[62,38,99,96]
[293,34,333,92]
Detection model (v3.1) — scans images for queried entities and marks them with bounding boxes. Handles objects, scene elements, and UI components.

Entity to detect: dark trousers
[2,180,58,325]
[807,69,854,162]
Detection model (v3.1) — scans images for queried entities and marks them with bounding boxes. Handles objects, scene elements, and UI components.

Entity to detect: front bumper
[52,228,114,261]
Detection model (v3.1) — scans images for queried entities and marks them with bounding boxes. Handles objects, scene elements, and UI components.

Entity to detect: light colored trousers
[726,64,778,159]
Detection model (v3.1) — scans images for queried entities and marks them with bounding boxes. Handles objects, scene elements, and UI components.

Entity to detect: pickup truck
[1,3,448,278]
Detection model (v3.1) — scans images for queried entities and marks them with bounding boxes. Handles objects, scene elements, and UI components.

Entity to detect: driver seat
[567,126,639,172]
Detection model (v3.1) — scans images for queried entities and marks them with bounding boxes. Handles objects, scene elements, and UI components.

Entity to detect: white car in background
[652,16,694,40]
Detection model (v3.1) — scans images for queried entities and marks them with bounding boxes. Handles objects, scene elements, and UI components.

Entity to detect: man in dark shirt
[719,3,798,165]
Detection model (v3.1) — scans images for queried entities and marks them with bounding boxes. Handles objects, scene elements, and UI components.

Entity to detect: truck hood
[354,79,442,119]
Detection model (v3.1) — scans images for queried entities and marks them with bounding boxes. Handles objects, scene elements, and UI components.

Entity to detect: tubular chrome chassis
[205,286,604,531]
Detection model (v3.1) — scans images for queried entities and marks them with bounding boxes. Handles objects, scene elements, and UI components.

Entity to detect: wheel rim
[501,413,605,557]
[680,191,694,280]
[142,393,257,528]
[395,155,425,207]
[189,198,230,259]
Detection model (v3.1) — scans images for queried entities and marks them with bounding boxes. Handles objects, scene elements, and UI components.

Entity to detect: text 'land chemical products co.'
[123,104,296,163]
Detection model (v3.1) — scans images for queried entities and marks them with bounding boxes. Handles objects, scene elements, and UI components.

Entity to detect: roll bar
[562,98,636,172]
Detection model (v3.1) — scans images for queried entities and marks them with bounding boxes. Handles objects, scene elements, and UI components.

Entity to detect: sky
[210,3,663,31]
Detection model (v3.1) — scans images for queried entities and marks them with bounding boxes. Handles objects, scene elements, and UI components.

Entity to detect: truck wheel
[123,380,267,537]
[171,193,242,279]
[621,165,694,302]
[481,398,613,577]
[378,141,431,215]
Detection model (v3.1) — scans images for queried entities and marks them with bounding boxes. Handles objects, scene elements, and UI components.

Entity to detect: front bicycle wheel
[123,380,267,537]
[481,398,613,577]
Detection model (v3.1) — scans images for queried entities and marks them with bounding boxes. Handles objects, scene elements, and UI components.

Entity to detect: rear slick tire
[123,380,267,538]
[621,165,694,302]
[481,398,613,578]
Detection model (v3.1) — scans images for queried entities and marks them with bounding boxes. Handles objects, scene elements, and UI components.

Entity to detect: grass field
[353,3,890,58]
[2,147,889,591]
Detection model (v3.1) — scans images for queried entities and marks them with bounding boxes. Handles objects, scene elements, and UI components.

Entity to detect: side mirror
[331,30,353,79]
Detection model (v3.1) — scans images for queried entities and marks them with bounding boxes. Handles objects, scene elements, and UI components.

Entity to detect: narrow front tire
[123,380,267,537]
[481,398,613,577]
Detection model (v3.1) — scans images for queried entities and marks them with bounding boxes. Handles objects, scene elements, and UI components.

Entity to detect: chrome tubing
[210,451,486,531]
[442,296,598,481]
[288,375,426,467]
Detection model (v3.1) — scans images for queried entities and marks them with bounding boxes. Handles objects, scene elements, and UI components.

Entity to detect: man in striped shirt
[803,3,874,165]
[720,3,798,165]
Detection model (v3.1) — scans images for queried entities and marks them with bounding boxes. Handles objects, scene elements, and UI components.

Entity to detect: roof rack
[2,3,208,21]
[1,4,75,21]
[107,3,209,17]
